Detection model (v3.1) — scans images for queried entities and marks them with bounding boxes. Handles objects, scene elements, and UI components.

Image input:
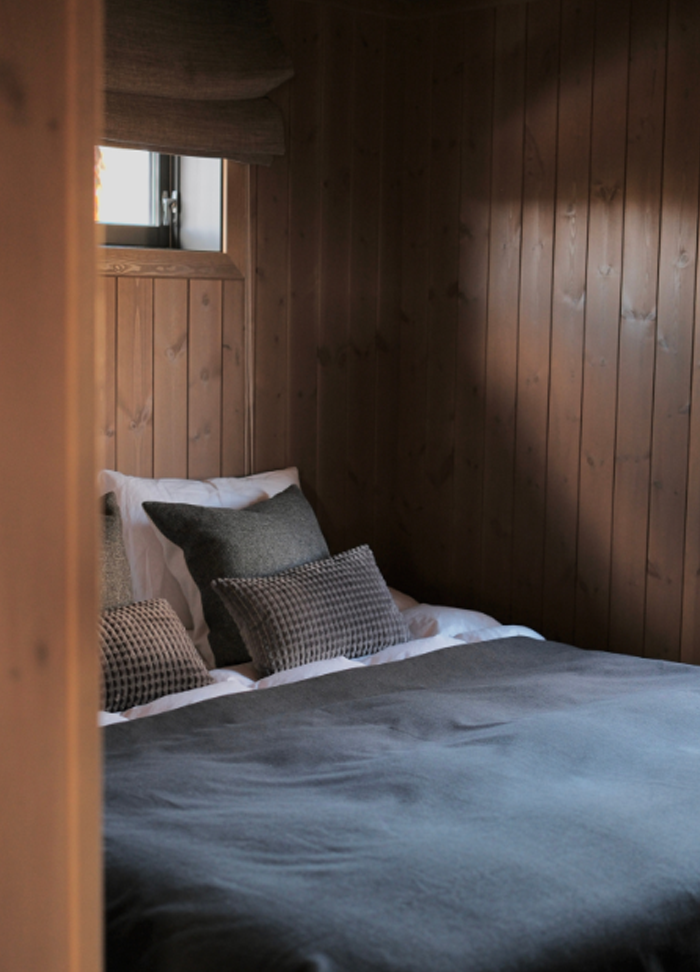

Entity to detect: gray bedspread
[104,638,700,972]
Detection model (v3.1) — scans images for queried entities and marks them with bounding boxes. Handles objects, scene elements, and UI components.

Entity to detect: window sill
[98,247,243,279]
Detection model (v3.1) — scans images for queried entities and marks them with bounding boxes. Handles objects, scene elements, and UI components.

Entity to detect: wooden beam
[0,0,102,969]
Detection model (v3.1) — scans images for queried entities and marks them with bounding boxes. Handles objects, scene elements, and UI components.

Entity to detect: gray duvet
[104,638,700,971]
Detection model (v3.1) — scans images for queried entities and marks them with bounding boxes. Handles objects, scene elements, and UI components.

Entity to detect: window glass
[95,147,156,226]
[94,146,222,250]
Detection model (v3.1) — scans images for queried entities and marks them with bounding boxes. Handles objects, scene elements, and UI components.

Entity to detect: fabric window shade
[103,0,293,164]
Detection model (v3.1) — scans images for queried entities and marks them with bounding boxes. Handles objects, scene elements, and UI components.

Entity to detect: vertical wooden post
[0,0,102,969]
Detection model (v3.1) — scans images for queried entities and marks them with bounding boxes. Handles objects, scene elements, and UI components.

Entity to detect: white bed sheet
[99,598,542,725]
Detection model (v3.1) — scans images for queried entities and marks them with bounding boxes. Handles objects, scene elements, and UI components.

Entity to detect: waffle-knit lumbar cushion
[99,598,213,712]
[211,545,411,676]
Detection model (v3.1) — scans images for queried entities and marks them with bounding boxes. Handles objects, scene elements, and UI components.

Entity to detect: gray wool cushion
[142,485,330,667]
[211,545,412,676]
[99,598,213,713]
[101,491,134,610]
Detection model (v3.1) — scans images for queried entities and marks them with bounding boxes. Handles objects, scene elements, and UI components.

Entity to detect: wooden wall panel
[511,0,559,633]
[98,0,700,664]
[452,7,494,608]
[422,13,464,598]
[644,0,700,661]
[116,277,154,477]
[188,280,223,479]
[682,247,700,664]
[316,4,355,553]
[102,270,246,484]
[575,0,630,649]
[153,278,188,478]
[101,275,118,471]
[371,14,405,573]
[396,16,432,592]
[286,0,323,504]
[481,5,526,618]
[222,278,247,477]
[541,0,594,644]
[609,0,666,656]
[345,11,384,552]
[254,1,292,477]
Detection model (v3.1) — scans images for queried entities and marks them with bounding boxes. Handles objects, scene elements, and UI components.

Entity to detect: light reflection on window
[94,146,156,226]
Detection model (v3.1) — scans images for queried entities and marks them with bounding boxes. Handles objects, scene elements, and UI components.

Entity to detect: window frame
[97,151,180,249]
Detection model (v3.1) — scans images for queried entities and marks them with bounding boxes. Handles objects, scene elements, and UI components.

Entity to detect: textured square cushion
[98,467,300,630]
[143,485,330,667]
[100,492,134,610]
[211,545,412,676]
[99,598,213,713]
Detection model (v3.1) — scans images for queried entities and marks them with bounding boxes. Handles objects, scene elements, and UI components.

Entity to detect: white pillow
[401,603,501,640]
[98,468,300,641]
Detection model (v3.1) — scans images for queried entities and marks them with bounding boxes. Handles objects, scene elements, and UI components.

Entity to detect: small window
[95,147,222,251]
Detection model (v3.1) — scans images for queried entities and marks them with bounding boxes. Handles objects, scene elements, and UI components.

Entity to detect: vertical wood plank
[116,276,154,477]
[481,4,527,620]
[224,161,254,475]
[287,0,323,502]
[542,0,594,643]
[346,11,384,551]
[396,15,432,596]
[0,0,101,967]
[254,0,292,475]
[645,0,700,660]
[511,0,560,633]
[575,0,630,649]
[373,14,405,579]
[422,12,464,602]
[682,230,700,663]
[153,278,188,478]
[610,0,667,656]
[316,3,355,552]
[188,279,223,480]
[100,275,117,471]
[222,278,247,477]
[452,7,495,610]
[254,146,289,475]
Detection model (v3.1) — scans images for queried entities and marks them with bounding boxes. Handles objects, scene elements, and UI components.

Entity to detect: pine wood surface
[116,277,155,477]
[1,0,101,968]
[250,0,700,663]
[510,0,559,635]
[102,0,700,665]
[188,280,223,479]
[575,0,630,651]
[101,270,248,482]
[153,278,189,478]
[98,247,242,278]
[644,0,700,662]
[451,6,494,609]
[287,1,323,503]
[481,5,526,619]
[609,0,666,657]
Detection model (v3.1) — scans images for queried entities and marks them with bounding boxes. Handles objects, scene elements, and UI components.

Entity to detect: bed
[99,468,700,972]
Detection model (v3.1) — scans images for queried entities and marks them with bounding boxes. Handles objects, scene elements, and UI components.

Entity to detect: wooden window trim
[98,247,243,279]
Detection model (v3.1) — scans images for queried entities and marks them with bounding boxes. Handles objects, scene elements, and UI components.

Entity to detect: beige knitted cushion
[99,598,212,712]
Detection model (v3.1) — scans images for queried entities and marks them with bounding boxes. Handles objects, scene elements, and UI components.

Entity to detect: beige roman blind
[103,0,294,164]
